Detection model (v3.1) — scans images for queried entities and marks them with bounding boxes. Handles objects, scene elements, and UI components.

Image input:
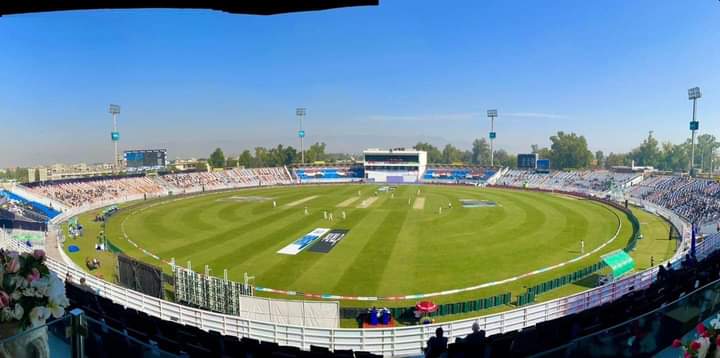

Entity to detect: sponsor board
[277,228,330,255]
[309,229,349,253]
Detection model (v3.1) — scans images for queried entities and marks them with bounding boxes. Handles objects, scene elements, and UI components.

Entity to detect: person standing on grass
[580,240,585,254]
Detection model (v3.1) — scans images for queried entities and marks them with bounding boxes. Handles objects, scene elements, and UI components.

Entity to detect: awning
[601,250,635,278]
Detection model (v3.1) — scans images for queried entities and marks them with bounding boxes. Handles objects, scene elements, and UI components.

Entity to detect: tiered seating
[496,170,639,193]
[65,282,381,358]
[158,167,293,191]
[423,167,496,183]
[0,190,61,220]
[24,167,295,208]
[27,176,165,208]
[294,166,364,183]
[630,175,720,225]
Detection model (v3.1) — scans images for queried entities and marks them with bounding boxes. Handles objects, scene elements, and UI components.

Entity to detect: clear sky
[1,0,719,167]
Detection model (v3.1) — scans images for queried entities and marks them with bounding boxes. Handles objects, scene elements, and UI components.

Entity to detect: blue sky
[1,0,719,167]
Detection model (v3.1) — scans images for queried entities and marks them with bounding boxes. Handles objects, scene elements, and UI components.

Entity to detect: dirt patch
[285,195,319,207]
[337,196,360,208]
[218,196,271,203]
[413,197,426,210]
[357,197,378,209]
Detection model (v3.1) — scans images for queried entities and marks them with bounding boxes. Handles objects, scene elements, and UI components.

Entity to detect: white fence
[4,184,712,356]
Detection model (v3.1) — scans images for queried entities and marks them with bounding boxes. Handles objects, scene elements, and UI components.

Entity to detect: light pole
[688,87,701,176]
[296,108,306,164]
[487,109,498,167]
[108,104,121,173]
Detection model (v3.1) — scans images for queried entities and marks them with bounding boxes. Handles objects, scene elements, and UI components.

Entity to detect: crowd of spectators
[629,175,720,225]
[28,176,165,208]
[25,167,294,208]
[159,167,293,190]
[495,170,640,194]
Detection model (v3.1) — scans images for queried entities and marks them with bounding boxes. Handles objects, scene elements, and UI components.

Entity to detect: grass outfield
[103,185,635,297]
[60,184,678,325]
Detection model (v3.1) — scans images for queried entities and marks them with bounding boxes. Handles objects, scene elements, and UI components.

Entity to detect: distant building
[363,148,427,183]
[27,162,113,183]
[171,158,210,172]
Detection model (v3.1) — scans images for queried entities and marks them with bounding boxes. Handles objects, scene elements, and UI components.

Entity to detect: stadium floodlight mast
[296,108,306,164]
[688,87,702,176]
[108,104,121,173]
[487,109,498,167]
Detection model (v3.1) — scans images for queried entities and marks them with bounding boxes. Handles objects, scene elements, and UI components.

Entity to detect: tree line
[205,142,340,169]
[415,130,718,173]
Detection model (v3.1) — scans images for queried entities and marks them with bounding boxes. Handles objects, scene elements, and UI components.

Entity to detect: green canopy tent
[601,250,635,279]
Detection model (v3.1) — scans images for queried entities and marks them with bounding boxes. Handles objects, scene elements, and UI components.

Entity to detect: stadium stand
[422,166,496,184]
[27,175,166,208]
[0,189,61,220]
[495,169,641,194]
[159,167,293,191]
[62,281,382,357]
[23,167,294,208]
[629,175,720,226]
[293,165,364,183]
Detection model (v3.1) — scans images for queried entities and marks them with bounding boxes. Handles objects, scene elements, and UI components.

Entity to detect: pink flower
[685,352,692,358]
[690,341,701,351]
[716,336,720,346]
[0,291,9,309]
[26,268,40,283]
[5,255,20,273]
[697,323,706,334]
[32,250,45,261]
[672,339,683,348]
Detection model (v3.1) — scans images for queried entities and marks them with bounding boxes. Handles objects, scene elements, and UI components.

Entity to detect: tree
[630,131,661,167]
[226,157,239,168]
[208,148,225,168]
[442,144,463,164]
[493,149,516,168]
[471,138,491,165]
[305,142,327,163]
[605,152,630,168]
[695,134,720,172]
[413,142,442,163]
[548,131,593,169]
[661,141,690,173]
[595,150,604,167]
[238,150,253,168]
[196,161,209,172]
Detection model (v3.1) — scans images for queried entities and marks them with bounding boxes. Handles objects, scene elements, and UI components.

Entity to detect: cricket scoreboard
[124,149,167,172]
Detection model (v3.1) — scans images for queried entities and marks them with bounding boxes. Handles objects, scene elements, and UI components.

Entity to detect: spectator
[464,321,485,346]
[425,327,448,358]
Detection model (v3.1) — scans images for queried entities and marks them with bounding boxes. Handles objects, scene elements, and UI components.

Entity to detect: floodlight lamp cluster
[296,108,306,116]
[688,87,702,100]
[487,109,498,117]
[108,104,121,114]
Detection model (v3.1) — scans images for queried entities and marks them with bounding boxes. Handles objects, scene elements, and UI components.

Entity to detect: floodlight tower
[108,104,121,173]
[296,108,306,164]
[487,109,498,167]
[688,87,702,176]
